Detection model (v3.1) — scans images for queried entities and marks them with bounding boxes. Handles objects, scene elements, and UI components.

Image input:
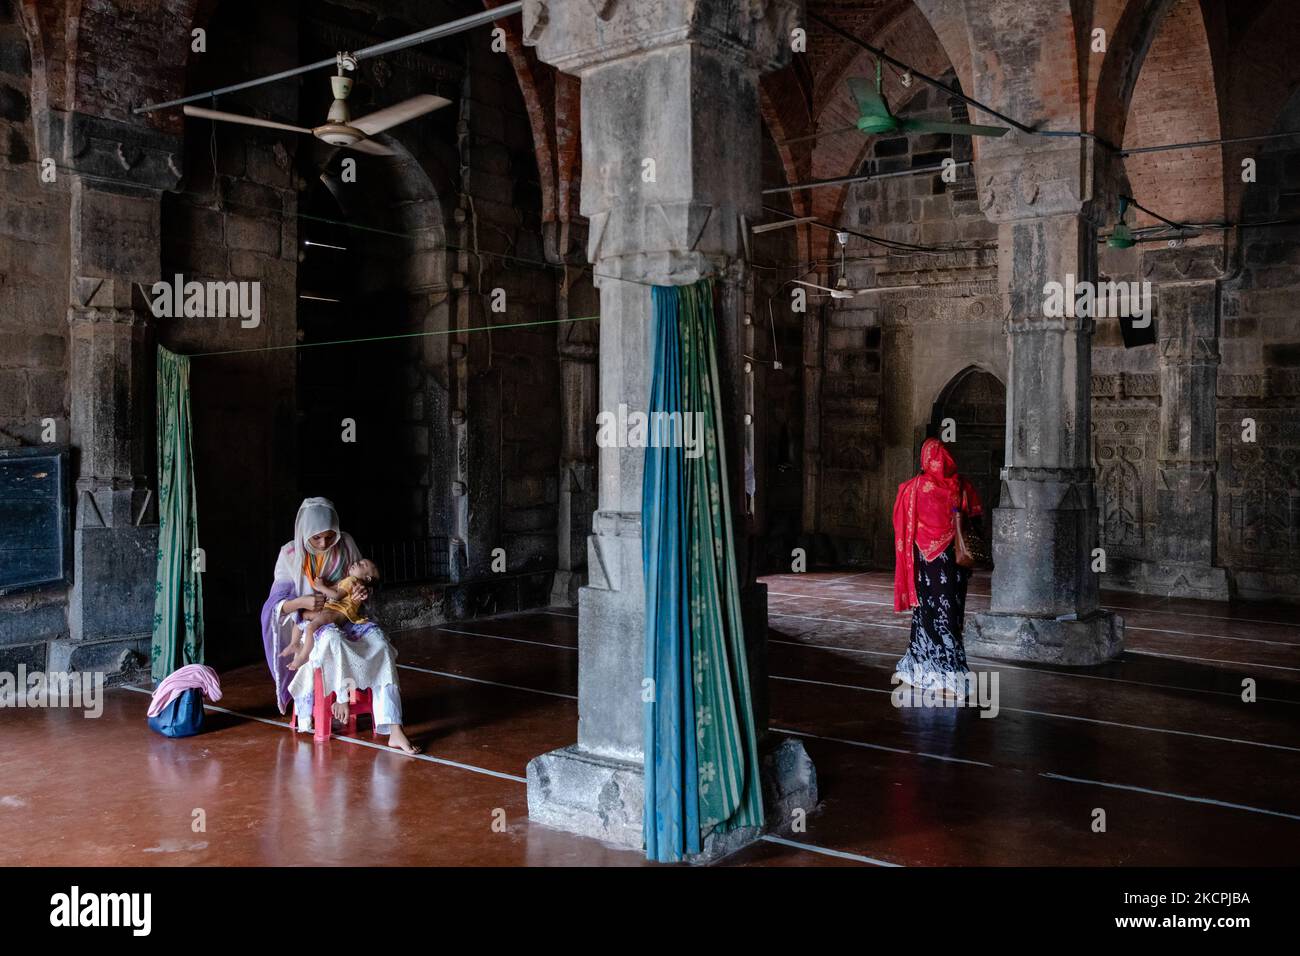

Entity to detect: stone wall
[0,0,72,672]
[458,28,562,582]
[1216,90,1300,601]
[1088,242,1162,587]
[794,54,1299,604]
[0,0,572,676]
[753,130,804,570]
[1087,84,1300,604]
[811,79,1000,568]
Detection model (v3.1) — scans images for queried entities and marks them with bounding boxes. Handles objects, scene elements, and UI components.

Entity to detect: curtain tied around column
[642,279,764,862]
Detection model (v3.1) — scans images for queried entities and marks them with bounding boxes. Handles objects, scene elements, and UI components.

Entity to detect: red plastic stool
[288,669,376,741]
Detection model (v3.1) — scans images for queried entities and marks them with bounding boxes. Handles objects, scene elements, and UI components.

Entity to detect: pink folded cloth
[147,664,223,717]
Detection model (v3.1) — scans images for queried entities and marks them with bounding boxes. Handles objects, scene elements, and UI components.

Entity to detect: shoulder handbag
[953,488,992,570]
[147,687,207,738]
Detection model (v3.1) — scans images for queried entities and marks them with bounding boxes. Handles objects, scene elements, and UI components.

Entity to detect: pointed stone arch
[928,365,1006,514]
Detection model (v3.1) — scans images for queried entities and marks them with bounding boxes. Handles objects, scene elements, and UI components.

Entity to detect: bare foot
[279,643,298,660]
[287,647,310,671]
[387,726,420,754]
[331,697,349,723]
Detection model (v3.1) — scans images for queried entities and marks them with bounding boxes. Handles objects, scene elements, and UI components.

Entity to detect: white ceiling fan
[793,232,875,299]
[182,53,450,157]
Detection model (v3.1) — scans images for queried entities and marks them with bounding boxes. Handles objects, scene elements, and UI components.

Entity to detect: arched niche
[295,135,453,583]
[927,366,1006,514]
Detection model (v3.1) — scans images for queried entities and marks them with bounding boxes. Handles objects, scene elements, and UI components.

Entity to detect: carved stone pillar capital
[525,1,803,276]
[977,138,1120,227]
[39,110,183,193]
[523,0,802,76]
[1139,243,1229,284]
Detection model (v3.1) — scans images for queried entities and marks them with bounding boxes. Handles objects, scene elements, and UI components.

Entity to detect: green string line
[187,313,600,357]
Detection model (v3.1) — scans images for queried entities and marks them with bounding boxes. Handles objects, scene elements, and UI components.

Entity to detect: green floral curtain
[643,280,764,861]
[151,346,203,681]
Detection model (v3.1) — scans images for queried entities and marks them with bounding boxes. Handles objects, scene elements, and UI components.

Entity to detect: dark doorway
[294,162,448,583]
[928,367,1006,514]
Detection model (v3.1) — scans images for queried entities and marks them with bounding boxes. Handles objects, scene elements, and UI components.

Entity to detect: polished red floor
[1,569,1296,865]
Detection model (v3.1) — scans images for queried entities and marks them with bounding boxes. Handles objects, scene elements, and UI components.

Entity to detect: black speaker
[1119,312,1157,348]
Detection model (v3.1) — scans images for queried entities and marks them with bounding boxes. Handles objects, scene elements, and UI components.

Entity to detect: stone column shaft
[1156,280,1220,564]
[1136,273,1229,598]
[568,31,774,760]
[521,0,814,855]
[992,214,1099,618]
[64,178,166,660]
[969,211,1123,664]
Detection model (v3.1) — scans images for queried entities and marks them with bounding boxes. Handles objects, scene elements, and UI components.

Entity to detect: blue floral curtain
[642,280,764,862]
[151,346,203,681]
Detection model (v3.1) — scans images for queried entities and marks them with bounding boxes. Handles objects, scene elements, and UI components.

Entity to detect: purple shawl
[261,580,297,713]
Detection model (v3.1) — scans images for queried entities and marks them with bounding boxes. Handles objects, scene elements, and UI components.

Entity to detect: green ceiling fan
[847,60,1008,138]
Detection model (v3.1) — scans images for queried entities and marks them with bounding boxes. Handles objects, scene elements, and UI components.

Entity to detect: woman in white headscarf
[260,497,418,753]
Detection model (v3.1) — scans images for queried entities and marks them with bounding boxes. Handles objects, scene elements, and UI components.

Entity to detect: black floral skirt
[894,542,972,694]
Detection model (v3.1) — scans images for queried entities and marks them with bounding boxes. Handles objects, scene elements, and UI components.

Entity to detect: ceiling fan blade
[350,94,451,136]
[901,118,1009,138]
[846,76,890,122]
[780,124,862,146]
[794,279,838,294]
[182,104,312,135]
[752,216,818,234]
[338,137,396,157]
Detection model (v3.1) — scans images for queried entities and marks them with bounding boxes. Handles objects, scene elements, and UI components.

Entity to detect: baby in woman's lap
[281,558,380,671]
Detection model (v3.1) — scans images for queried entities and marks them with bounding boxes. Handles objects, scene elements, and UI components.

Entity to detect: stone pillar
[32,103,184,675]
[968,171,1124,665]
[521,0,815,858]
[800,304,822,540]
[58,178,168,673]
[1124,245,1229,599]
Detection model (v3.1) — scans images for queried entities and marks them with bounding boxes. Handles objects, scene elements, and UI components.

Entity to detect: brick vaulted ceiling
[803,0,918,112]
[490,0,946,234]
[761,0,963,261]
[48,0,1277,254]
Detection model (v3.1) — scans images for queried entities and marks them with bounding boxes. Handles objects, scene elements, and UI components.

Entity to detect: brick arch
[294,136,455,545]
[811,0,916,109]
[495,19,558,226]
[13,0,73,124]
[1091,0,1183,149]
[17,0,206,135]
[1121,0,1227,233]
[484,0,586,234]
[760,58,814,187]
[327,135,450,296]
[933,362,1004,405]
[802,3,972,263]
[759,62,817,264]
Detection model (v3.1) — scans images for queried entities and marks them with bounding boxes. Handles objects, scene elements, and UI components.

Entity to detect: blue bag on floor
[148,687,206,738]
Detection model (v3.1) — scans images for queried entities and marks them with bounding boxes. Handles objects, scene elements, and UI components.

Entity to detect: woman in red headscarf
[892,438,984,696]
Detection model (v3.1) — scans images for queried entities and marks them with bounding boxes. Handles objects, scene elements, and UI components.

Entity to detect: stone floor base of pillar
[967,609,1124,666]
[47,634,150,683]
[526,735,818,864]
[1105,558,1230,602]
